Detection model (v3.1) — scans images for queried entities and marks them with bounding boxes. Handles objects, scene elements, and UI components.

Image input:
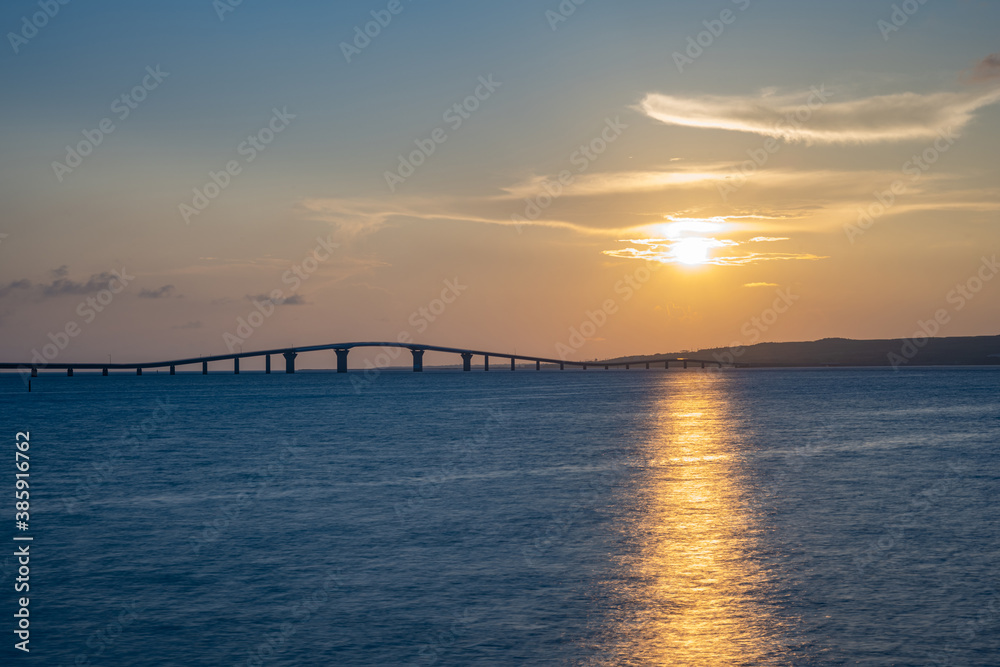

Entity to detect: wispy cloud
[604,222,827,266]
[605,240,826,265]
[300,196,618,236]
[639,86,1000,144]
[498,168,728,199]
[138,285,178,299]
[40,272,118,297]
[967,53,1000,83]
[247,293,307,306]
[0,279,32,299]
[0,269,119,300]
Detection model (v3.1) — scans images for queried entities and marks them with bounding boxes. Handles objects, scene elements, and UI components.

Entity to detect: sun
[671,237,712,265]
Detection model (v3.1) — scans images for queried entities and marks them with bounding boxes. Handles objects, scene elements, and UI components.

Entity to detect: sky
[1,0,998,367]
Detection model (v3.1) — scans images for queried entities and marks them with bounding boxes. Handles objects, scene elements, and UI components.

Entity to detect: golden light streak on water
[599,375,786,666]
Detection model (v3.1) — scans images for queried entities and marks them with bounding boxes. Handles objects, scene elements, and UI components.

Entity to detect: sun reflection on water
[598,375,785,665]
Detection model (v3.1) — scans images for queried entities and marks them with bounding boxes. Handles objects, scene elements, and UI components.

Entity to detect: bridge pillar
[234,358,240,374]
[170,365,176,375]
[484,355,489,372]
[411,349,425,372]
[536,360,540,371]
[283,352,298,374]
[605,365,609,370]
[665,361,669,369]
[510,358,515,371]
[31,367,37,378]
[67,368,73,377]
[683,361,688,369]
[202,361,208,375]
[559,362,564,371]
[646,362,650,370]
[701,361,705,369]
[137,368,142,376]
[461,353,473,371]
[102,367,108,376]
[335,349,349,374]
[265,355,271,374]
[625,364,629,370]
[583,365,587,371]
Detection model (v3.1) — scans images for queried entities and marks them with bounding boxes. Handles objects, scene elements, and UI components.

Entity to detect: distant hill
[604,335,1000,368]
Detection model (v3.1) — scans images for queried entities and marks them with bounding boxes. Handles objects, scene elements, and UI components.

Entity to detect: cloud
[968,53,1000,83]
[0,270,116,300]
[639,86,1000,144]
[301,171,816,240]
[604,234,827,266]
[39,271,117,297]
[499,167,729,199]
[1,268,157,301]
[300,164,927,240]
[247,293,307,306]
[0,279,32,298]
[299,161,987,244]
[300,196,611,237]
[138,285,178,299]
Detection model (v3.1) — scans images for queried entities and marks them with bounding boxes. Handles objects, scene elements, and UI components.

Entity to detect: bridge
[0,341,724,377]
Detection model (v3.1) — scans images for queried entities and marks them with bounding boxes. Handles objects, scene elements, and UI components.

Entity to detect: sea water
[1,368,997,665]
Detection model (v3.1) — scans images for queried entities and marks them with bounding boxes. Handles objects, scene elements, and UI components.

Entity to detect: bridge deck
[0,341,723,372]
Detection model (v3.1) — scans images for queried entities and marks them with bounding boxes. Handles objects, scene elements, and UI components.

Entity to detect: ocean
[2,368,998,665]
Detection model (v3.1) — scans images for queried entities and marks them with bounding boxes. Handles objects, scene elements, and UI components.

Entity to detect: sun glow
[671,237,713,265]
[606,216,824,266]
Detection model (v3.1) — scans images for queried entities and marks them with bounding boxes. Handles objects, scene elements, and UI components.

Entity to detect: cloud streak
[639,87,1000,144]
[604,236,827,266]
